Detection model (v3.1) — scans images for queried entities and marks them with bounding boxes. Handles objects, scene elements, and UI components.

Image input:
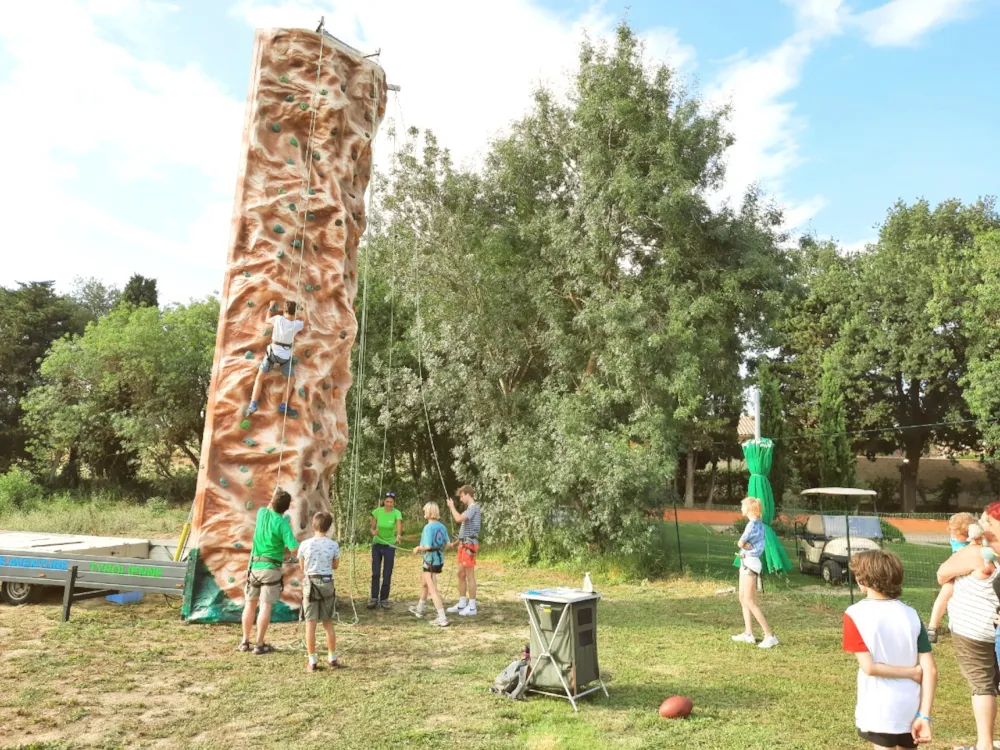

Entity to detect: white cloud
[852,0,981,46]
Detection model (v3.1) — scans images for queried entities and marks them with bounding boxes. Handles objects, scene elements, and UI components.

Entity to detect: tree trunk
[685,452,695,508]
[901,449,921,513]
[706,459,717,509]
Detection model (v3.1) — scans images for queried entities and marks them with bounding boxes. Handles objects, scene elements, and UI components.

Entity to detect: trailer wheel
[1,581,41,605]
[822,559,843,585]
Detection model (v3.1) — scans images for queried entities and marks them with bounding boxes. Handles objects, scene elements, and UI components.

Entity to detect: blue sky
[1,0,996,303]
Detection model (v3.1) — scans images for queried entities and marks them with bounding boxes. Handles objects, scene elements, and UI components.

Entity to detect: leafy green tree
[118,274,158,309]
[71,276,120,321]
[24,299,218,483]
[0,281,84,471]
[818,349,854,488]
[963,227,1000,450]
[757,359,790,505]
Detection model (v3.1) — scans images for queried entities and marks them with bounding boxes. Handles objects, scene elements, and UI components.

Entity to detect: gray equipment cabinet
[519,588,608,711]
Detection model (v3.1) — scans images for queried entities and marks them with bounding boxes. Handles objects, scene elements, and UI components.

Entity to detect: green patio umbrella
[733,437,792,575]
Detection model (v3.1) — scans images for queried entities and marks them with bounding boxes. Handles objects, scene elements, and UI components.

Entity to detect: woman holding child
[936,502,1000,750]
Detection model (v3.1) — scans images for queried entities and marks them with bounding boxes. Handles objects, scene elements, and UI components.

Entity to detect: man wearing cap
[369,491,403,609]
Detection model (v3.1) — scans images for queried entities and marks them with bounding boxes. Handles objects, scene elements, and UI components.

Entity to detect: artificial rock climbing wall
[189,28,386,619]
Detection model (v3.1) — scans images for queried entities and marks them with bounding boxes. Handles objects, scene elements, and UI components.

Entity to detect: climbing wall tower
[185,28,387,622]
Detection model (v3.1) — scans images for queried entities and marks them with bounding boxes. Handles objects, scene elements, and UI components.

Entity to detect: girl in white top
[245,299,305,417]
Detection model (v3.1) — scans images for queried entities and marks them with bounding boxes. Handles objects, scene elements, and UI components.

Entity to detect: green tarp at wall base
[182,548,298,624]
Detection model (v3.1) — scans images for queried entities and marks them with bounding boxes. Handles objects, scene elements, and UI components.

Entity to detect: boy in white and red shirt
[843,549,937,749]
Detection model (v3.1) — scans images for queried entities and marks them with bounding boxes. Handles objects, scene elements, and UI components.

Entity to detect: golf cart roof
[801,487,877,496]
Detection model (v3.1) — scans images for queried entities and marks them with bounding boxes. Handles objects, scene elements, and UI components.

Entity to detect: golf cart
[794,488,882,585]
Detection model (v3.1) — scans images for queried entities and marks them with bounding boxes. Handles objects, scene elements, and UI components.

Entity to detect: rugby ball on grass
[659,696,693,719]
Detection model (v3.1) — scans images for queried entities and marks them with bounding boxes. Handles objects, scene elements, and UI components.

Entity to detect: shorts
[245,567,283,604]
[857,729,916,748]
[952,632,999,696]
[302,575,336,621]
[422,562,443,574]
[260,346,294,377]
[457,541,479,568]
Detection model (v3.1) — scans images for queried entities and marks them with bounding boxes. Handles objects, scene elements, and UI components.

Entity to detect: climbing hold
[273,224,285,234]
[234,541,243,549]
[245,478,253,487]
[339,331,347,339]
[335,219,343,226]
[307,213,315,221]
[228,576,236,583]
[239,466,248,473]
[319,88,328,95]
[265,447,276,454]
[292,356,299,365]
[331,128,339,137]
[312,151,320,161]
[332,388,340,398]
[286,158,295,165]
[317,170,325,179]
[291,579,299,587]
[321,449,329,458]
[285,94,294,102]
[298,387,306,398]
[282,438,288,445]
[304,284,313,292]
[279,75,290,83]
[276,250,285,259]
[288,202,297,210]
[309,188,316,195]
[247,300,255,307]
[244,351,254,359]
[305,462,313,468]
[278,188,287,194]
[312,422,321,433]
[340,84,346,92]
[365,112,372,122]
[349,193,356,199]
[240,419,251,430]
[299,103,309,111]
[243,271,251,278]
[322,382,330,390]
[243,438,258,447]
[304,349,311,357]
[292,239,302,249]
[220,477,229,487]
[271,123,281,133]
[365,132,370,139]
[263,327,273,336]
[351,150,358,160]
[245,501,253,510]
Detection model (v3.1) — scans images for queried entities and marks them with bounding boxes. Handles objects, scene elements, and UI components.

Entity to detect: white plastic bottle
[582,572,593,593]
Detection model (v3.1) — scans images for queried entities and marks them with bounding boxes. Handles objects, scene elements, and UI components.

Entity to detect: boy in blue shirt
[409,502,450,627]
[731,496,778,649]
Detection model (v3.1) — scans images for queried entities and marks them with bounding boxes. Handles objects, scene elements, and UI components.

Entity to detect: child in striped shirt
[446,485,481,617]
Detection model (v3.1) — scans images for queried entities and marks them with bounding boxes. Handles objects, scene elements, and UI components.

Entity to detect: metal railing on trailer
[0,548,194,622]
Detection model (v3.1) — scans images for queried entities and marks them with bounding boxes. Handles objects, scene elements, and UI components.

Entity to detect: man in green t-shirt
[239,487,299,655]
[369,491,403,609]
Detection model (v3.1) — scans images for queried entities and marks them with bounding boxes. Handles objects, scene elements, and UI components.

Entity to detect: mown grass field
[0,505,982,749]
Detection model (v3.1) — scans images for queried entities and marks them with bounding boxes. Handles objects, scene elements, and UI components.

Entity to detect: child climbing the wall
[409,502,451,627]
[245,299,304,417]
[297,511,343,672]
[445,484,481,617]
[927,512,980,643]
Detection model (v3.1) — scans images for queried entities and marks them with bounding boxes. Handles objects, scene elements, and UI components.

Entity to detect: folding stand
[520,589,608,712]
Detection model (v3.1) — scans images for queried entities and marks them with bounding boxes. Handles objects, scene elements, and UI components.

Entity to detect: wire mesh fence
[657,505,955,608]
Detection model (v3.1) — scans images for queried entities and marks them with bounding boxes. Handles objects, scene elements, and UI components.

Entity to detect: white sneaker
[446,602,467,614]
[758,635,779,649]
[430,615,449,627]
[408,606,425,618]
[458,605,478,616]
[731,632,756,644]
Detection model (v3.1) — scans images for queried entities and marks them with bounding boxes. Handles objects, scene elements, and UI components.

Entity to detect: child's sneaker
[277,402,299,418]
[758,635,780,649]
[408,605,425,618]
[731,632,756,644]
[458,605,478,616]
[446,601,467,614]
[306,660,317,673]
[244,401,258,417]
[430,614,449,627]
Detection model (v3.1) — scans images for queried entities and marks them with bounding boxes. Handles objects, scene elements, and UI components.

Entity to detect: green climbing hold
[220,477,229,487]
[271,123,281,133]
[299,103,309,111]
[282,438,289,445]
[279,75,290,83]
[240,419,251,430]
[305,462,313,468]
[285,94,294,102]
[245,478,253,487]
[277,250,285,259]
[289,138,298,147]
[304,349,311,357]
[298,387,306,398]
[309,188,316,195]
[244,351,254,359]
[312,151,320,161]
[291,579,299,587]
[312,422,321,433]
[263,327,273,336]
[243,438,258,447]
[304,284,312,292]
[289,202,297,211]
[339,331,347,339]
[278,188,287,194]
[319,88,328,95]
[334,219,343,226]
[245,501,253,510]
[243,271,251,278]
[292,356,299,365]
[228,576,236,583]
[239,466,248,473]
[247,300,255,307]
[286,158,294,165]
[307,213,315,221]
[322,382,330,390]
[292,239,302,249]
[234,541,243,549]
[265,447,276,454]
[273,224,285,234]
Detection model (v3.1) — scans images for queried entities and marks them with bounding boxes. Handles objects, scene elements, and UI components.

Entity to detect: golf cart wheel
[821,559,843,585]
[1,581,40,605]
[798,552,808,574]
